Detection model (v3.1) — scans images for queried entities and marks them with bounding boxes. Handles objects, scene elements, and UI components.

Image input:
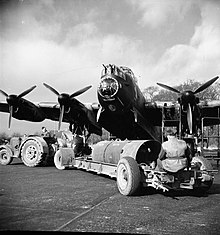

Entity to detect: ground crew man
[41,126,50,137]
[157,128,190,172]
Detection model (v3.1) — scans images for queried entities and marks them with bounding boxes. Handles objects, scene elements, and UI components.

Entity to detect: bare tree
[148,79,220,102]
[142,86,159,102]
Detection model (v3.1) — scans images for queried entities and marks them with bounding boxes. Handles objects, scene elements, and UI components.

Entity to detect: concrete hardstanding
[0,158,220,234]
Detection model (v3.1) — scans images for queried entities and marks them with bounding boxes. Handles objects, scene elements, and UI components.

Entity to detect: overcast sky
[0,0,220,135]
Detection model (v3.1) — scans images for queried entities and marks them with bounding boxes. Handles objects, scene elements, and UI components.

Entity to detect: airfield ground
[0,158,220,234]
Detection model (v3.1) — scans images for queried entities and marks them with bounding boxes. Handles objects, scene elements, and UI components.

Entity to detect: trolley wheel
[191,155,213,171]
[54,149,65,170]
[116,157,141,196]
[0,147,13,165]
[191,155,214,192]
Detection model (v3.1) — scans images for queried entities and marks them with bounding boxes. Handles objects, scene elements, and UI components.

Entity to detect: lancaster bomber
[0,64,220,142]
[0,64,219,195]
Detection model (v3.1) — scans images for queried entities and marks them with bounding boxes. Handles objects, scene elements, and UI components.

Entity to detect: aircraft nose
[98,76,119,99]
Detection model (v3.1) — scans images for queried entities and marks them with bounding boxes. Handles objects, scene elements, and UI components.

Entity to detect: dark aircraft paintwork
[0,64,219,142]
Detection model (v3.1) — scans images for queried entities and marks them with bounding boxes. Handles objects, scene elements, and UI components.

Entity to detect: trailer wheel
[191,155,213,192]
[21,139,46,167]
[192,155,213,171]
[0,146,13,165]
[116,157,141,196]
[54,149,65,170]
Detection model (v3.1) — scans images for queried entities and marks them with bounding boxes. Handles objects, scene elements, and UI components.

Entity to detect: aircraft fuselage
[97,64,161,141]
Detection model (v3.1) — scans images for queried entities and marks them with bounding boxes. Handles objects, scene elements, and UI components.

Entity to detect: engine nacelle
[91,139,161,165]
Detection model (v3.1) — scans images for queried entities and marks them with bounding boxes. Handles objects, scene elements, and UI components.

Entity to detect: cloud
[0,30,143,105]
[191,1,220,59]
[1,0,220,135]
[63,22,98,45]
[128,0,192,29]
[138,0,220,88]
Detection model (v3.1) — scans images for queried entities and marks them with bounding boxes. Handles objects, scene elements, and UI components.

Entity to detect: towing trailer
[54,139,217,196]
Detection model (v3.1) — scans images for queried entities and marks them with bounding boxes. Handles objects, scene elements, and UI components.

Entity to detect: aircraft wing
[0,102,9,113]
[143,101,179,126]
[38,101,102,135]
[36,102,61,121]
[198,100,220,126]
[0,100,102,135]
[143,100,220,127]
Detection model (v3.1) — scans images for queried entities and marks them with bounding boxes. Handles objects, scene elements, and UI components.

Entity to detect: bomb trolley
[54,139,217,196]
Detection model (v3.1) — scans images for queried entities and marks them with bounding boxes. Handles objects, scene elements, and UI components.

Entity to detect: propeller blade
[157,83,181,94]
[70,85,92,99]
[187,103,193,134]
[194,76,219,94]
[18,85,37,98]
[43,83,60,96]
[0,89,8,97]
[58,105,65,131]
[96,107,104,122]
[8,105,13,130]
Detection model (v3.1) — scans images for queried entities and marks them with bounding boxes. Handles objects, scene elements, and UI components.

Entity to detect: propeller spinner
[0,85,37,129]
[43,83,92,130]
[157,76,219,134]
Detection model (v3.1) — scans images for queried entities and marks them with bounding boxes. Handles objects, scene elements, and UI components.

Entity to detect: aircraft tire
[191,155,214,192]
[0,146,13,165]
[116,156,141,196]
[20,139,47,167]
[54,149,65,170]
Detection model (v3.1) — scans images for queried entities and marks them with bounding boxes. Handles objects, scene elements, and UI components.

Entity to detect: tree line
[142,79,220,102]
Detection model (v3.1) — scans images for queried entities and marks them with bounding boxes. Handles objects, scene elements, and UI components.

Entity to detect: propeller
[157,76,218,95]
[157,76,219,134]
[43,83,92,130]
[194,76,219,94]
[156,83,180,94]
[0,85,37,129]
[187,103,193,134]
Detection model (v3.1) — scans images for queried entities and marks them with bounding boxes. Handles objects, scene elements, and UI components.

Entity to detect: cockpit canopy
[101,64,137,84]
